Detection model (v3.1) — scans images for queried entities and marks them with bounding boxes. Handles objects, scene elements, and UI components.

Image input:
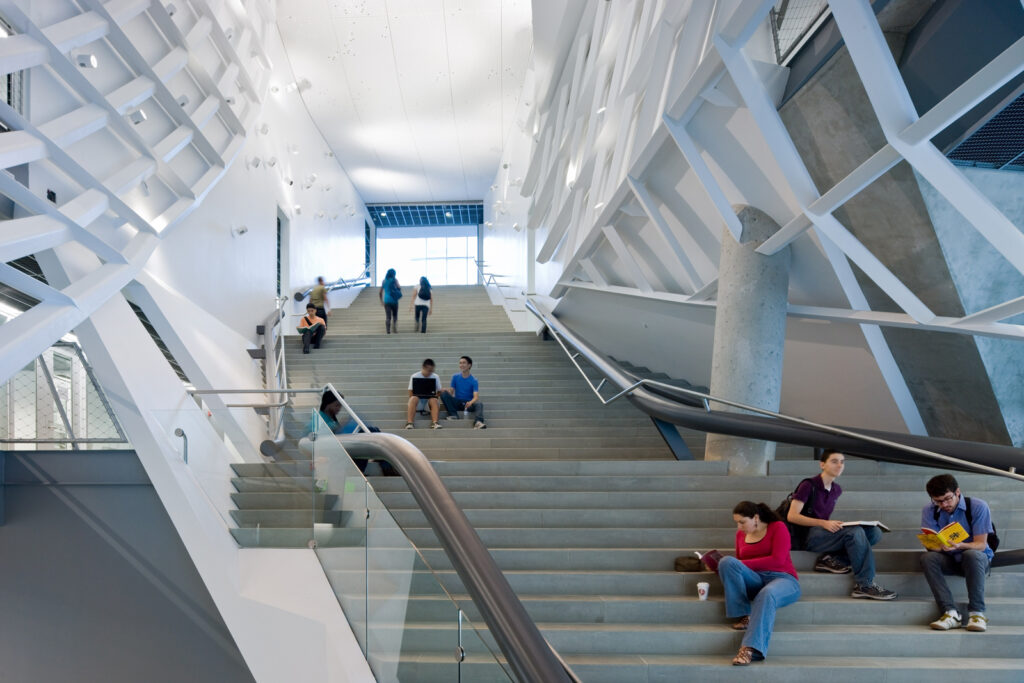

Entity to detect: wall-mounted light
[165,3,177,17]
[269,84,280,94]
[225,95,236,106]
[140,180,150,196]
[230,225,249,237]
[379,211,387,217]
[258,122,270,135]
[247,156,261,169]
[284,177,294,186]
[177,94,190,108]
[224,27,234,41]
[294,205,302,215]
[128,108,147,125]
[512,223,521,232]
[75,52,98,68]
[266,156,277,167]
[445,211,452,218]
[322,185,331,192]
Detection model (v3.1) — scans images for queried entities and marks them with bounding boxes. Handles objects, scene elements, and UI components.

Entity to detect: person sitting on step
[406,358,443,430]
[306,391,394,475]
[297,304,326,354]
[441,355,486,429]
[786,448,897,601]
[720,501,801,666]
[920,473,994,632]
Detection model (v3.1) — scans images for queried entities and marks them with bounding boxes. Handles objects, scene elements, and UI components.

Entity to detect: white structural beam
[579,258,608,287]
[831,0,1024,278]
[0,215,70,262]
[957,296,1024,326]
[560,280,1024,342]
[602,224,654,293]
[626,174,702,291]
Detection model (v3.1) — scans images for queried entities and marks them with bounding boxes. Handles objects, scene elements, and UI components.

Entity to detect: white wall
[145,25,369,342]
[554,286,910,434]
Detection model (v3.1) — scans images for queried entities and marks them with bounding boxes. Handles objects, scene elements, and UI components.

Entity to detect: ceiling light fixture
[247,156,261,169]
[128,108,147,125]
[224,27,234,41]
[266,156,277,167]
[140,180,150,196]
[225,95,236,106]
[75,52,98,68]
[294,205,301,215]
[258,123,270,135]
[177,94,190,108]
[445,211,452,218]
[231,225,248,237]
[165,3,177,17]
[379,211,387,217]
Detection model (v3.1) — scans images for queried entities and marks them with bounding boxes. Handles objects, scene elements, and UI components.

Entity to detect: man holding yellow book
[920,474,994,632]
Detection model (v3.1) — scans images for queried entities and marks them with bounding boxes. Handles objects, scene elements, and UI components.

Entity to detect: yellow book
[917,521,970,550]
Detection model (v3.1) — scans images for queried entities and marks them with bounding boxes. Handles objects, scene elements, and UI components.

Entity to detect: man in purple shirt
[920,474,994,632]
[787,449,896,600]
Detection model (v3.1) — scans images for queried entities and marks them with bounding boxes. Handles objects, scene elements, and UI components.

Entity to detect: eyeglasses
[931,493,957,506]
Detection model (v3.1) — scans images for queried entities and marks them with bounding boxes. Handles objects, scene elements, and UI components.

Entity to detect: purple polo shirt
[793,475,842,520]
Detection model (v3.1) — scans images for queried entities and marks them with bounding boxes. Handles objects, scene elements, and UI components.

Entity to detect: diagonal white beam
[0,263,75,306]
[956,296,1024,325]
[831,0,1024,278]
[626,174,702,291]
[579,258,607,287]
[757,144,902,255]
[901,35,1024,145]
[662,114,743,241]
[0,215,70,262]
[602,225,653,293]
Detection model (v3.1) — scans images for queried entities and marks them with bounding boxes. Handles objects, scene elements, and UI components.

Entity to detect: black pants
[315,306,327,329]
[384,303,398,333]
[302,325,324,352]
[415,305,428,332]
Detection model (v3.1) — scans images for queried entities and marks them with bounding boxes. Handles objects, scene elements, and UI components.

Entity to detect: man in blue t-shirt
[441,355,486,429]
[920,474,994,632]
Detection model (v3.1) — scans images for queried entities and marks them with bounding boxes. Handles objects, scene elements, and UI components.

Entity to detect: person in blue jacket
[378,268,402,334]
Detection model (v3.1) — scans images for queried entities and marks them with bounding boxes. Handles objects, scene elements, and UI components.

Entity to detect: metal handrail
[189,382,575,682]
[525,298,1024,483]
[294,266,372,301]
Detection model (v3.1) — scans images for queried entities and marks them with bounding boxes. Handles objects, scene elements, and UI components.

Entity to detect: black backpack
[419,285,431,300]
[776,477,818,551]
[933,496,999,553]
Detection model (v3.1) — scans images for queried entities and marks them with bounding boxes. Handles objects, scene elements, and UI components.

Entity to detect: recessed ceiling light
[75,52,98,68]
[380,211,387,217]
[445,211,452,218]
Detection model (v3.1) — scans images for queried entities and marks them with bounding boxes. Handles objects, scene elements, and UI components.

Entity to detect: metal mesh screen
[0,345,129,451]
[770,0,830,64]
[947,91,1024,170]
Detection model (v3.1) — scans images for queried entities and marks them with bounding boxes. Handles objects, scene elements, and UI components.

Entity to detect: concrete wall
[0,451,254,683]
[778,32,1011,444]
[916,166,1024,446]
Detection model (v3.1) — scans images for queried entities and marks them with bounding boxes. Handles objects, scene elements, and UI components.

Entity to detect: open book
[917,521,970,551]
[296,321,324,333]
[841,521,890,532]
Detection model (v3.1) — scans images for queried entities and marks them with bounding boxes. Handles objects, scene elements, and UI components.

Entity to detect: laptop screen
[412,376,438,397]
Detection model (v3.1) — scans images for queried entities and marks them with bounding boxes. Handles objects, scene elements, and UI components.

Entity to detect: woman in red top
[718,501,801,666]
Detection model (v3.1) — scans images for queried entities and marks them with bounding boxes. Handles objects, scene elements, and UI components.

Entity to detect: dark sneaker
[852,583,897,600]
[404,423,414,430]
[814,554,852,574]
[431,422,443,430]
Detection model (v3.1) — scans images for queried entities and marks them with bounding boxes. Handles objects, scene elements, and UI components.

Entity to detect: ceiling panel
[275,0,532,204]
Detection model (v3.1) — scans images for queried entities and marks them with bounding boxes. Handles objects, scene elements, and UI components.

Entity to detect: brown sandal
[731,616,750,631]
[732,646,759,666]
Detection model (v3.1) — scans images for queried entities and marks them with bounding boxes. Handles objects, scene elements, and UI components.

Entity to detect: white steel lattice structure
[0,0,273,384]
[521,1,1024,339]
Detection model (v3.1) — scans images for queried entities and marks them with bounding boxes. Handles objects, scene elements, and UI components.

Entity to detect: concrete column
[704,206,791,475]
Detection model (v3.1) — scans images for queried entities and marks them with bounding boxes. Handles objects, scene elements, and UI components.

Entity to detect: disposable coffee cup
[697,582,710,601]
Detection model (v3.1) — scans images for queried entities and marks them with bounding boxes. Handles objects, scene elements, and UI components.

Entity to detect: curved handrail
[294,266,372,301]
[525,298,1024,483]
[195,382,576,682]
[339,433,575,683]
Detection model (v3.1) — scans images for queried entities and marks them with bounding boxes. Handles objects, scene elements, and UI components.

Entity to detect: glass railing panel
[310,415,511,681]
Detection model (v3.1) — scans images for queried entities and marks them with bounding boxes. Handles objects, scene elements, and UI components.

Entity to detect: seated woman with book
[718,501,801,666]
[297,304,326,354]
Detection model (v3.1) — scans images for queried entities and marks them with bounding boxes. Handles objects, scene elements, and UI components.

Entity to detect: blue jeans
[719,556,801,657]
[805,524,882,586]
[920,549,990,614]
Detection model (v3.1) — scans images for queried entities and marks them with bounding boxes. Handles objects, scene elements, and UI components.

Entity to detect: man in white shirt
[406,358,443,429]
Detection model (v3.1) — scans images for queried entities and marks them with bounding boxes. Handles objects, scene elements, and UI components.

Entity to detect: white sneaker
[431,422,443,430]
[404,422,414,430]
[929,611,962,630]
[966,613,988,632]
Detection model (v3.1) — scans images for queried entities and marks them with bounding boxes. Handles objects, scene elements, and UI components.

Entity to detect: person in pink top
[717,501,801,666]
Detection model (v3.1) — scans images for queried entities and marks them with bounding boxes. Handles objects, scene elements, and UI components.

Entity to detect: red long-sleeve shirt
[734,521,798,578]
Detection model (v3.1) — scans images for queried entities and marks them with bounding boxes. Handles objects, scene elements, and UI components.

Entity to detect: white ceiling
[275,0,534,204]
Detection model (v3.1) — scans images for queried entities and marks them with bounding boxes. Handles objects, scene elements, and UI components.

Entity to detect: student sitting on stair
[719,501,801,666]
[786,449,897,601]
[406,358,443,430]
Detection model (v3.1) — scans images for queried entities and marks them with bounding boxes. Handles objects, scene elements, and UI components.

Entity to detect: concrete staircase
[231,285,1024,681]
